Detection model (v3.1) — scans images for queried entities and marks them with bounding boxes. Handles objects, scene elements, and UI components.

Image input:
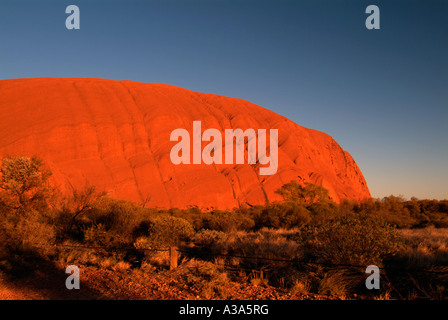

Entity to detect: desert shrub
[338,199,362,215]
[223,229,302,270]
[252,202,311,229]
[358,196,448,228]
[52,186,104,241]
[197,210,254,232]
[316,269,362,297]
[398,226,448,267]
[80,197,150,246]
[0,155,54,213]
[0,156,58,265]
[299,212,404,266]
[193,229,228,248]
[83,223,118,247]
[306,201,340,224]
[0,208,57,274]
[89,197,149,232]
[132,219,153,239]
[145,215,195,248]
[14,211,56,247]
[419,199,442,215]
[169,206,204,227]
[0,156,56,245]
[174,258,230,299]
[429,213,448,228]
[260,181,340,228]
[377,207,416,228]
[275,181,331,205]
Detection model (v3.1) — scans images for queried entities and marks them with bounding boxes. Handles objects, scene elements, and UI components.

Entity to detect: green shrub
[80,197,150,246]
[307,201,340,224]
[0,156,60,269]
[275,181,331,205]
[224,229,302,269]
[300,212,404,266]
[146,215,195,248]
[198,210,254,232]
[253,202,311,229]
[0,208,57,268]
[193,229,228,248]
[52,186,104,241]
[0,156,54,213]
[83,223,118,247]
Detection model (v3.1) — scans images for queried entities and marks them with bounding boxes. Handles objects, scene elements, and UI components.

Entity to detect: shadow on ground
[0,226,104,300]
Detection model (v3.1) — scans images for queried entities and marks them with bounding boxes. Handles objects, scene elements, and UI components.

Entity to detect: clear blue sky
[1,0,447,200]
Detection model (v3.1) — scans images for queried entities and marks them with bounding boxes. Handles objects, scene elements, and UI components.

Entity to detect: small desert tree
[135,215,194,249]
[0,156,56,253]
[55,185,105,240]
[150,215,195,247]
[0,155,54,213]
[275,181,331,206]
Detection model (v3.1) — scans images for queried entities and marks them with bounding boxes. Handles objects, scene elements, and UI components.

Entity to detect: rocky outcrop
[0,78,370,209]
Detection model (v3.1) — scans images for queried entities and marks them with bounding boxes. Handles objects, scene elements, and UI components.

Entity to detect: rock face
[0,78,370,209]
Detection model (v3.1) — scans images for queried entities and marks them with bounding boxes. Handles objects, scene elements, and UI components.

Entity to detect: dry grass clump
[220,228,303,264]
[401,226,448,245]
[173,258,231,299]
[249,270,269,287]
[290,278,312,295]
[399,227,448,267]
[112,261,131,273]
[316,269,364,298]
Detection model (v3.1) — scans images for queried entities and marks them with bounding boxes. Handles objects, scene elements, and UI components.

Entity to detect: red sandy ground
[0,261,337,300]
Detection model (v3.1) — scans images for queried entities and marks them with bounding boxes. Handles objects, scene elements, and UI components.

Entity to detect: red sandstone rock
[0,78,370,209]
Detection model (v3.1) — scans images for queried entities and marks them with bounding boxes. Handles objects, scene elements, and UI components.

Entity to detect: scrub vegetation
[0,156,447,300]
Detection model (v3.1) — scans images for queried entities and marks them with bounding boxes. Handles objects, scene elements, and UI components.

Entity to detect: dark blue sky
[1,0,447,199]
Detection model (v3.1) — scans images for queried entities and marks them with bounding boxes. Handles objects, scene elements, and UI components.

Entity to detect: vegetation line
[27,242,168,252]
[27,242,448,275]
[1,155,447,299]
